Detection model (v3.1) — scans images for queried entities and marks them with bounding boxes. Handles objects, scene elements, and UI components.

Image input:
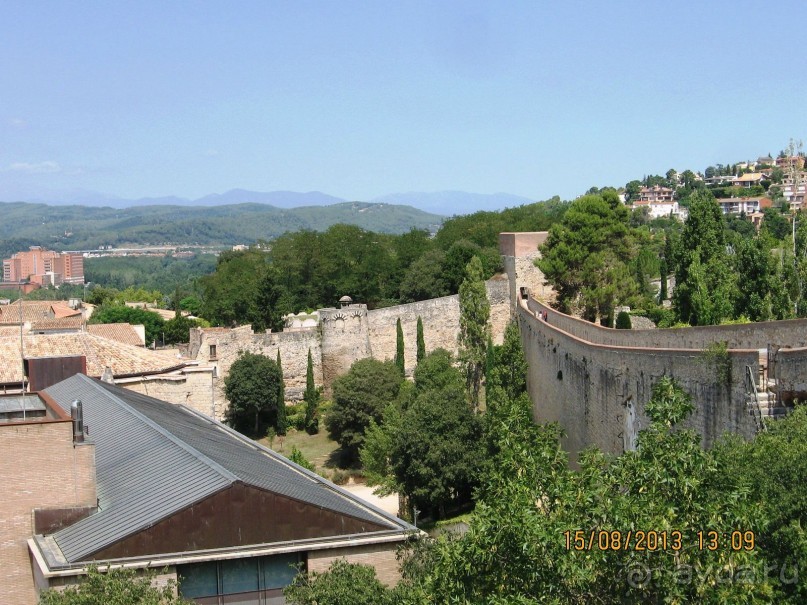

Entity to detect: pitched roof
[0,332,184,384]
[0,300,79,325]
[30,316,84,332]
[42,375,408,563]
[86,323,144,347]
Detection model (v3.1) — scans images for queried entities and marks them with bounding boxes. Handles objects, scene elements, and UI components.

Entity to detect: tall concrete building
[2,246,84,285]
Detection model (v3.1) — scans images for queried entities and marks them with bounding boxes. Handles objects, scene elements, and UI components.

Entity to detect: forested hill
[0,201,444,255]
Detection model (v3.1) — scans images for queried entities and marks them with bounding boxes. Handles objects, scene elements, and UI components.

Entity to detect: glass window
[262,553,301,589]
[221,558,259,595]
[178,561,219,598]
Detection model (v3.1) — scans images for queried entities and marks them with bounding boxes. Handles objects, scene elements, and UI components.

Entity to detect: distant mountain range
[0,200,444,256]
[5,188,536,215]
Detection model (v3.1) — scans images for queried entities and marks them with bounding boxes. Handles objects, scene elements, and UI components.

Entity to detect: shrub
[615,311,632,329]
[288,445,315,472]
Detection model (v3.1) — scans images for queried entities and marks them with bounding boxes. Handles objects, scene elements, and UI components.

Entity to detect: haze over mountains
[4,188,536,215]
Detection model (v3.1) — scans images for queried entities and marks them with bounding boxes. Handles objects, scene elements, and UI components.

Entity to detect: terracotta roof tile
[0,332,185,384]
[30,316,84,331]
[0,300,79,325]
[87,323,144,347]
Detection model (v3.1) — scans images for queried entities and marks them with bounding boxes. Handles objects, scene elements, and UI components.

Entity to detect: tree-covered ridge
[0,200,444,256]
[198,198,568,324]
[539,186,807,327]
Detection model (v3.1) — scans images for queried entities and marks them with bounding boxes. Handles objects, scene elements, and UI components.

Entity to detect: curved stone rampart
[518,296,759,460]
[526,298,807,350]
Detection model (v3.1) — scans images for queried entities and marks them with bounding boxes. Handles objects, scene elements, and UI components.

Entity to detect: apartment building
[2,247,84,285]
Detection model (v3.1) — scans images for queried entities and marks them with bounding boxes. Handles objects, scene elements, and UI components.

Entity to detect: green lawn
[259,428,340,475]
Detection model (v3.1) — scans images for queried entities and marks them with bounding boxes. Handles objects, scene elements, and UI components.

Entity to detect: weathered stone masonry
[497,231,807,459]
[516,295,807,459]
[188,277,511,418]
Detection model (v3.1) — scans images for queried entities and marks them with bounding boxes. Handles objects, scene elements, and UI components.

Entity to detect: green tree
[486,320,527,402]
[200,249,266,328]
[399,249,449,303]
[39,565,190,605]
[615,310,632,329]
[442,239,484,293]
[416,316,425,364]
[671,190,735,325]
[458,256,490,411]
[761,208,791,241]
[538,193,638,316]
[89,304,166,346]
[718,406,807,602]
[276,349,287,435]
[163,313,201,345]
[284,560,393,605]
[179,295,202,316]
[417,377,769,603]
[624,179,643,201]
[224,352,282,436]
[362,349,483,520]
[288,445,315,472]
[733,236,791,322]
[303,348,319,434]
[326,358,403,465]
[394,318,405,375]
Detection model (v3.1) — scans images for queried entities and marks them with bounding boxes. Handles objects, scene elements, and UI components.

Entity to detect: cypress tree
[485,334,495,384]
[395,318,405,376]
[659,258,668,302]
[459,256,491,411]
[304,348,319,434]
[276,349,287,435]
[416,316,426,364]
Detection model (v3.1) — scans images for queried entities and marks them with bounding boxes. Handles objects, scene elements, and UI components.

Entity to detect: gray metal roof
[0,395,45,414]
[42,374,406,563]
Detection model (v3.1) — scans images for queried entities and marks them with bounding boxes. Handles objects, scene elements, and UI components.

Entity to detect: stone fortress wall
[187,228,807,460]
[189,326,323,419]
[188,276,511,419]
[500,232,807,460]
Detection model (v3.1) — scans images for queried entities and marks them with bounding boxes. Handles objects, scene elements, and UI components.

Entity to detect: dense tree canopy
[224,352,283,436]
[325,358,403,465]
[538,191,642,321]
[311,376,807,603]
[362,349,483,520]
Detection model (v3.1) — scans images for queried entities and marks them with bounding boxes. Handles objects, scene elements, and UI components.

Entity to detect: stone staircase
[752,381,790,420]
[745,351,793,432]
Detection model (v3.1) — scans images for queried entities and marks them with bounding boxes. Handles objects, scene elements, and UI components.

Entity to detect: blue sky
[2,1,806,204]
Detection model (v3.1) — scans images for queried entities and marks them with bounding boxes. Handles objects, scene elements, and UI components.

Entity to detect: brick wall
[307,542,401,586]
[0,420,96,605]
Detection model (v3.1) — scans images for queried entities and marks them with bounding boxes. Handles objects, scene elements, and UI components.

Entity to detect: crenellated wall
[186,275,512,415]
[188,325,323,418]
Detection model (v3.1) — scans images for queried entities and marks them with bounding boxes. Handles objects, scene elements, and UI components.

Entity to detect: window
[209,344,217,360]
[178,553,303,605]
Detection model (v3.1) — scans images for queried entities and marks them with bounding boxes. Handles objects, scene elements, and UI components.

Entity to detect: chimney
[71,400,84,444]
[100,366,115,384]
